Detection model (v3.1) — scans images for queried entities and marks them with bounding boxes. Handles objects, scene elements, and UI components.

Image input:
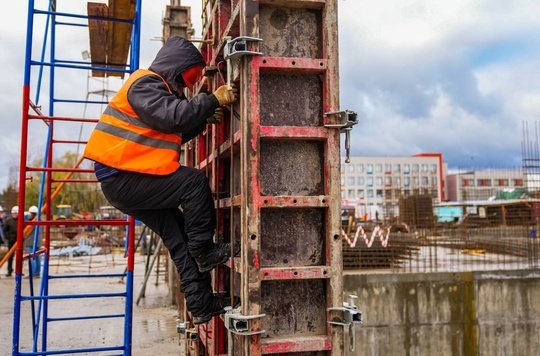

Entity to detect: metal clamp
[223,36,263,88]
[328,294,363,352]
[224,307,266,336]
[324,110,359,163]
[176,319,198,341]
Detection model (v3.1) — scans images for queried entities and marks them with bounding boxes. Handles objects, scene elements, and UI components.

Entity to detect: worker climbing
[84,36,238,324]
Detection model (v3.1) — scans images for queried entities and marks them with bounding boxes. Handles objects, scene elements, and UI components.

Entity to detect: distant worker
[24,205,41,277]
[84,36,238,324]
[0,206,6,245]
[3,206,19,277]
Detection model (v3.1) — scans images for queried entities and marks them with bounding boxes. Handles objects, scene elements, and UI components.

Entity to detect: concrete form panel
[260,73,323,126]
[261,208,324,267]
[261,280,327,337]
[259,6,322,58]
[260,141,324,196]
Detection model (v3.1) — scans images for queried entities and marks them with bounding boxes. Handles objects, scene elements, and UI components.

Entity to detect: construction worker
[24,205,41,277]
[3,206,18,277]
[84,36,237,324]
[0,206,6,245]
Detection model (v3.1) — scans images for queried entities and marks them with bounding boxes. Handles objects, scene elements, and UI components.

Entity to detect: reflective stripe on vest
[84,69,182,175]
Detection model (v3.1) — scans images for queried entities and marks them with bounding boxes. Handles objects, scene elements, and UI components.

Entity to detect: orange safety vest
[84,69,182,175]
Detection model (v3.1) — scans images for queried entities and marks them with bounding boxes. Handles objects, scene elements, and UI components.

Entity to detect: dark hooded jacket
[127,36,220,142]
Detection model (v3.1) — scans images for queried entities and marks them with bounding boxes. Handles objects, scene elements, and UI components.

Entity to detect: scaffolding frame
[13,1,142,355]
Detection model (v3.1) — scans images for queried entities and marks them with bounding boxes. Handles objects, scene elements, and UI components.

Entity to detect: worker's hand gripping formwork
[183,0,347,354]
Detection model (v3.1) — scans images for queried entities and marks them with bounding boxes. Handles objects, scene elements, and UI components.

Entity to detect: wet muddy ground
[0,253,183,355]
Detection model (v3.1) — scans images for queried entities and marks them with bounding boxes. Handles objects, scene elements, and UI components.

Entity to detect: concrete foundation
[344,270,540,356]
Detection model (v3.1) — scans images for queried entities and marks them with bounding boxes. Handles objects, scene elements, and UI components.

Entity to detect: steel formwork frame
[13,1,142,355]
[184,0,344,354]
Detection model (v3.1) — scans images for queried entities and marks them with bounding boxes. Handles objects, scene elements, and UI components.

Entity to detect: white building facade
[341,153,447,220]
[446,169,524,201]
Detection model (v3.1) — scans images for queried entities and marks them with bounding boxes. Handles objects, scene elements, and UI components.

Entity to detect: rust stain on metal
[260,73,322,126]
[261,208,324,267]
[260,141,324,196]
[259,6,322,58]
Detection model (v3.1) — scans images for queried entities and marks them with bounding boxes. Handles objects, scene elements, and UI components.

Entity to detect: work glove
[207,107,223,124]
[213,84,238,106]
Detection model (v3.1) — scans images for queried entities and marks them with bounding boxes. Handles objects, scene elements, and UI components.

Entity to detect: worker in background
[24,205,41,277]
[3,206,19,277]
[0,206,6,246]
[84,36,237,324]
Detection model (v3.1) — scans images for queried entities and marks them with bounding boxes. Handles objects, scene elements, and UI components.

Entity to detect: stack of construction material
[399,194,434,229]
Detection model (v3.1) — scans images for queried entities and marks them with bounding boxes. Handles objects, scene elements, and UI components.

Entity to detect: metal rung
[48,273,126,279]
[53,99,110,105]
[30,60,130,74]
[21,292,126,301]
[28,114,99,123]
[19,345,124,355]
[55,21,87,27]
[26,219,128,226]
[48,313,125,322]
[34,9,134,24]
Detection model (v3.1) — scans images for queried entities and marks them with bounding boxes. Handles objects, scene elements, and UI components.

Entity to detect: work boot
[192,295,240,325]
[194,242,240,273]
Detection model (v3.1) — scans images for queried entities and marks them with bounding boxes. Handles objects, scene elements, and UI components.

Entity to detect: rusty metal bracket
[223,36,263,89]
[176,319,198,341]
[327,294,363,352]
[324,110,359,163]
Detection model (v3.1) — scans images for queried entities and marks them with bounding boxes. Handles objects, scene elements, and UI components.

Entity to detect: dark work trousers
[100,166,216,315]
[7,240,16,275]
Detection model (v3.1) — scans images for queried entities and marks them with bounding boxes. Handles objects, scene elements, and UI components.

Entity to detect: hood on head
[149,36,205,92]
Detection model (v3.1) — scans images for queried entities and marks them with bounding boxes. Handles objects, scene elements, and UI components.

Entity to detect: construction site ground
[0,253,182,355]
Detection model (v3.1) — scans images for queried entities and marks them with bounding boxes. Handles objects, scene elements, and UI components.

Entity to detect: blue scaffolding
[13,1,142,355]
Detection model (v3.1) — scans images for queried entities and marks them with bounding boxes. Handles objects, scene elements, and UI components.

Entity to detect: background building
[341,153,446,220]
[446,169,524,201]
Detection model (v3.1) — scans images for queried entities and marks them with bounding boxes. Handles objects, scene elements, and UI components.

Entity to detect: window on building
[430,164,437,173]
[413,176,419,187]
[431,190,438,198]
[385,189,392,199]
[431,176,438,186]
[341,176,345,186]
[375,164,382,173]
[514,179,523,187]
[347,177,355,186]
[477,179,492,187]
[348,189,355,198]
[403,164,410,174]
[376,177,383,187]
[394,189,402,199]
[385,176,392,186]
[357,189,365,199]
[376,189,383,198]
[357,176,364,186]
[412,164,419,173]
[393,164,401,173]
[403,189,410,197]
[404,177,410,187]
[421,164,428,172]
[367,164,373,174]
[384,164,392,173]
[356,164,364,173]
[394,177,401,186]
[347,164,355,173]
[498,179,509,187]
[367,177,373,187]
[341,190,345,198]
[421,176,429,186]
[367,189,374,198]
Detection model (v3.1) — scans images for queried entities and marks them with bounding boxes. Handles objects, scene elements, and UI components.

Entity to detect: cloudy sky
[1,0,539,190]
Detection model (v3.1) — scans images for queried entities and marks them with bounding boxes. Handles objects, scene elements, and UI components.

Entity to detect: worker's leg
[100,167,216,254]
[127,208,213,316]
[6,241,15,276]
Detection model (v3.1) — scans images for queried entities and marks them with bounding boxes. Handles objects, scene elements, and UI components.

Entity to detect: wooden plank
[260,335,332,354]
[87,3,108,77]
[107,0,135,78]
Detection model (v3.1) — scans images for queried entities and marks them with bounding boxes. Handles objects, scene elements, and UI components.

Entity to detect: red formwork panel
[186,1,344,355]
